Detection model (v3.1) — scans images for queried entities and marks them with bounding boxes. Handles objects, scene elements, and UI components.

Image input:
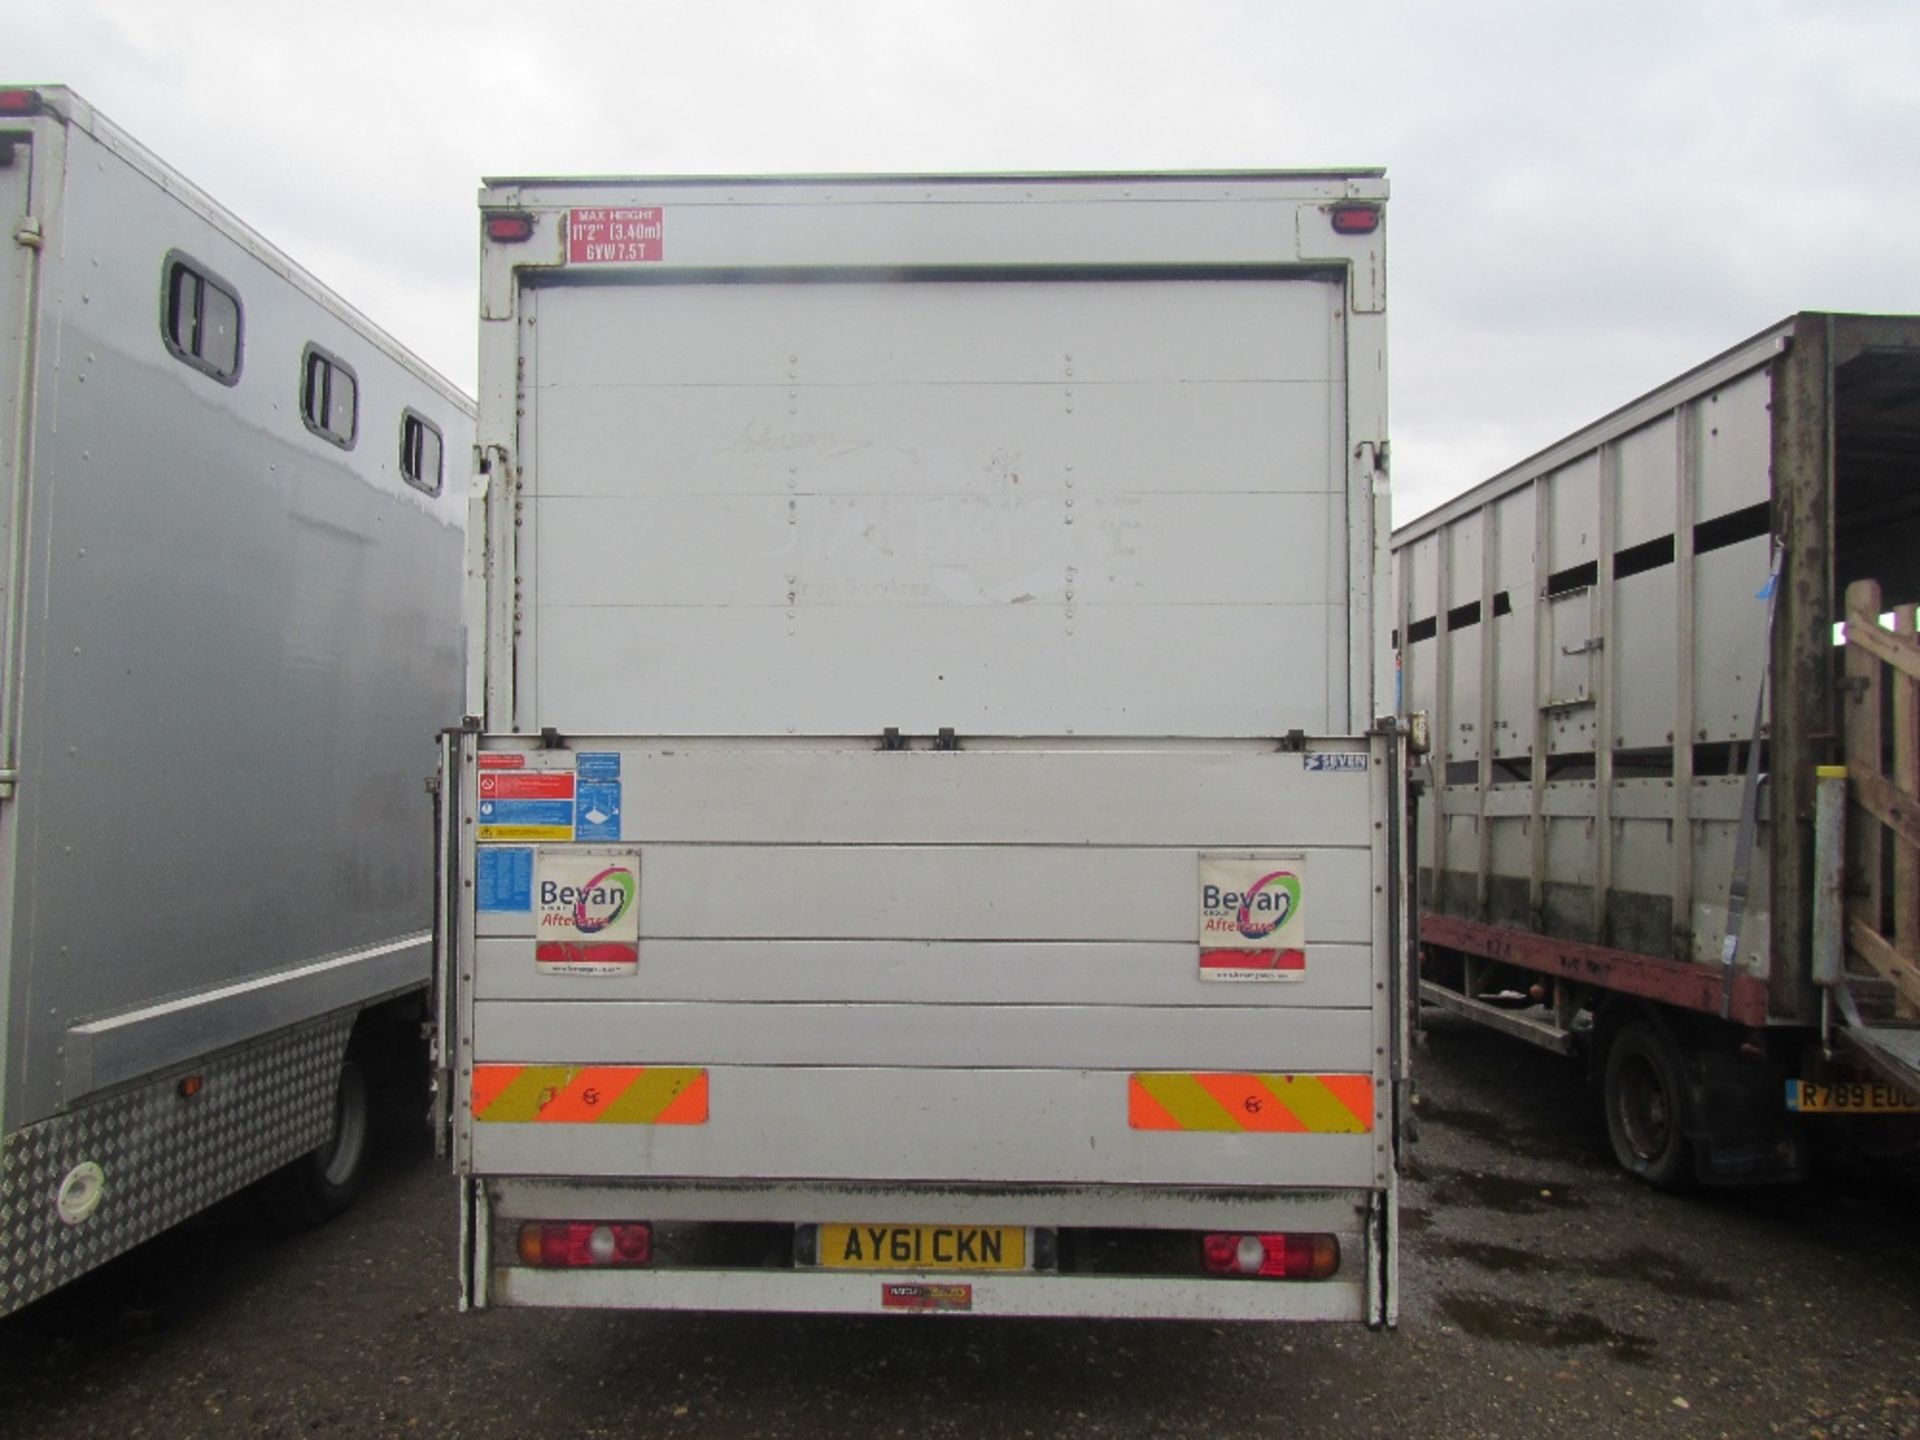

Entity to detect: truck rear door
[512,270,1354,739]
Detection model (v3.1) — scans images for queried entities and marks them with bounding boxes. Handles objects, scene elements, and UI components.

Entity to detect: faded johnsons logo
[539,866,635,933]
[1202,870,1301,941]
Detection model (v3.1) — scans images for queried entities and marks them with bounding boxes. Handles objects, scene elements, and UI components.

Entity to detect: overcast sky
[10,0,1919,521]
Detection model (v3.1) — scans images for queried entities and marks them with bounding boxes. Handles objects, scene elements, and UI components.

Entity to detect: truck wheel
[268,1039,372,1225]
[1602,1019,1694,1190]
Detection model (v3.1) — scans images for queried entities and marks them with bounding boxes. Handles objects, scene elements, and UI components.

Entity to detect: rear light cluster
[518,1221,652,1268]
[1201,1232,1339,1279]
[0,90,44,116]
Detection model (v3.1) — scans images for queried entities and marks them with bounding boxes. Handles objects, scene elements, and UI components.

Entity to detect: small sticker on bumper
[881,1282,973,1313]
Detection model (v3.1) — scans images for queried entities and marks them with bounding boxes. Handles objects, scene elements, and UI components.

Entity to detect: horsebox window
[300,344,359,449]
[160,253,243,384]
[400,410,444,496]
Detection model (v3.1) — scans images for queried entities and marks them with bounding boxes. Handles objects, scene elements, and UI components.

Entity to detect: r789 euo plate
[1786,1079,1920,1114]
[814,1224,1028,1272]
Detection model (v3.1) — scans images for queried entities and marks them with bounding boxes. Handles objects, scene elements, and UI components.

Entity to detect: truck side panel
[0,89,472,1313]
[4,113,467,1130]
[1398,346,1777,973]
[0,107,38,1133]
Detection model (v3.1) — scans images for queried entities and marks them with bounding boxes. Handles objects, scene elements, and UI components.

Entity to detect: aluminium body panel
[0,101,38,1136]
[457,738,1393,1196]
[474,939,1376,1007]
[474,170,1391,739]
[520,272,1350,738]
[0,91,470,1142]
[490,1262,1373,1323]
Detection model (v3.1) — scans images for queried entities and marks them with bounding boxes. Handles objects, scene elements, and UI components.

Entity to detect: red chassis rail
[1420,913,1773,1030]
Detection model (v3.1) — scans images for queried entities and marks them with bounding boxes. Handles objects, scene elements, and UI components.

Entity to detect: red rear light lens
[485,211,536,243]
[0,90,44,116]
[517,1221,652,1267]
[1201,1232,1339,1279]
[1329,204,1380,235]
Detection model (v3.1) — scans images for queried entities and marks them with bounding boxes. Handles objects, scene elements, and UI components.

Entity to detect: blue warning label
[575,780,622,841]
[576,751,621,781]
[477,847,534,911]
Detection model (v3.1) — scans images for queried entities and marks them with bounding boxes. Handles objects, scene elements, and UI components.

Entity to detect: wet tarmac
[4,1011,1917,1438]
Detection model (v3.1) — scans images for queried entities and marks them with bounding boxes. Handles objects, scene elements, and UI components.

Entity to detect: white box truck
[1396,313,1920,1187]
[441,170,1406,1323]
[0,86,471,1313]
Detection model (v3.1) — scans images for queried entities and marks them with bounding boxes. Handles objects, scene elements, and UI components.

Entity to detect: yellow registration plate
[815,1224,1028,1272]
[1787,1079,1920,1114]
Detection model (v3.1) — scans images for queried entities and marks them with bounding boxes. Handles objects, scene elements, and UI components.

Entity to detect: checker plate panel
[0,1016,352,1314]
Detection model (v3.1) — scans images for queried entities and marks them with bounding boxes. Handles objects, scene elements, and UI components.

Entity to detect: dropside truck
[1397,312,1920,1186]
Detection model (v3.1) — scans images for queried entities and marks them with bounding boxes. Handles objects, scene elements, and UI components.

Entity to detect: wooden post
[1843,580,1884,946]
[1843,580,1920,1020]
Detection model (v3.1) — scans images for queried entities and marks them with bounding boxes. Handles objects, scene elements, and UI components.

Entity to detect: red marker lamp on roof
[485,211,537,243]
[1329,203,1381,235]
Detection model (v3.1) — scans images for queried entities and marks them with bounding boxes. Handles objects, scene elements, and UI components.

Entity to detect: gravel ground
[4,1012,1917,1439]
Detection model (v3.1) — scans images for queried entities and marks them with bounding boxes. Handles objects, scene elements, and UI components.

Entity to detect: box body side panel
[5,116,472,1127]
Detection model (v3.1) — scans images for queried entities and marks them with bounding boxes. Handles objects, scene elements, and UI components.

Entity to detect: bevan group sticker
[1197,854,1307,982]
[534,849,641,975]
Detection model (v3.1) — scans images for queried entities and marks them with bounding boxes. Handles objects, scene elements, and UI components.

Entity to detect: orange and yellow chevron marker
[470,1065,708,1125]
[1127,1072,1373,1133]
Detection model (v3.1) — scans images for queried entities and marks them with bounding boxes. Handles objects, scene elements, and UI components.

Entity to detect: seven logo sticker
[1197,854,1308,983]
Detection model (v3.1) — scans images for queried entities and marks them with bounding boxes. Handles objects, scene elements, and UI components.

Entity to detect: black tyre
[268,1039,372,1226]
[1602,1018,1695,1190]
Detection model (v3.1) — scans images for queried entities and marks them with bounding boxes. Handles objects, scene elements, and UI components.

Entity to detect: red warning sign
[1200,948,1306,977]
[477,753,527,770]
[479,772,576,801]
[568,208,663,264]
[536,941,639,976]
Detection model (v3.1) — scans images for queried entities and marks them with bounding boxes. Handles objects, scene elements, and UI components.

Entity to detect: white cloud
[7,0,1919,517]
